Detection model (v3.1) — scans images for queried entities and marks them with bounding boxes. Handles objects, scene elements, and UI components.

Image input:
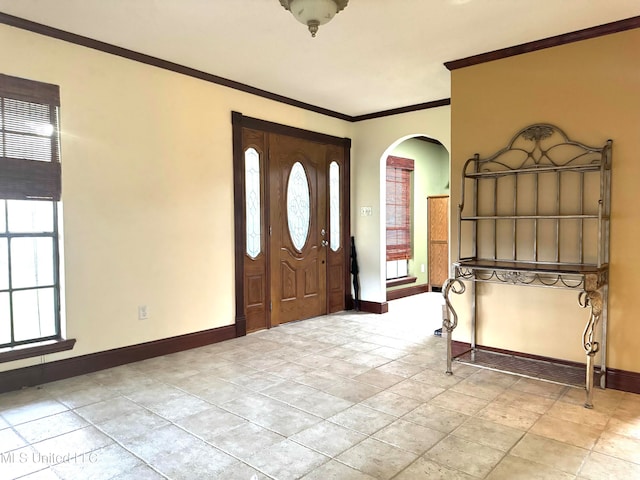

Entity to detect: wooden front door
[269,135,327,325]
[233,112,351,335]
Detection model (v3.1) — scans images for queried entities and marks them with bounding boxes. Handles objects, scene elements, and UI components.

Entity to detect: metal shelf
[443,123,612,409]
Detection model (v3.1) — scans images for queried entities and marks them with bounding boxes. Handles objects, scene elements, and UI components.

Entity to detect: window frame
[0,73,74,361]
[386,258,409,281]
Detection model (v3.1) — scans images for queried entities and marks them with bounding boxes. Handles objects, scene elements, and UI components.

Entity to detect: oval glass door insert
[287,162,310,251]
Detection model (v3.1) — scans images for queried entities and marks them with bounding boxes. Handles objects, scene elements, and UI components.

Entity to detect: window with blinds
[386,156,414,263]
[0,74,62,348]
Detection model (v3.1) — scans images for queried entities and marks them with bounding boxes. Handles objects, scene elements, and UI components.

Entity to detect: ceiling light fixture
[279,0,349,38]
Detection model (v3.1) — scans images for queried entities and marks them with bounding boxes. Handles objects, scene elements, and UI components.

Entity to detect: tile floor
[1,293,639,479]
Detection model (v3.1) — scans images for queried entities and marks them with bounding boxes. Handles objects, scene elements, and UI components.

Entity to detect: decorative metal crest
[521,125,554,142]
[501,271,533,285]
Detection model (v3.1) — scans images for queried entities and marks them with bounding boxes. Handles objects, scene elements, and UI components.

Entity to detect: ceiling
[1,0,639,117]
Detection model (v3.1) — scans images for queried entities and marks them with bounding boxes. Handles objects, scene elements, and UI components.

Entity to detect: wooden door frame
[232,112,352,336]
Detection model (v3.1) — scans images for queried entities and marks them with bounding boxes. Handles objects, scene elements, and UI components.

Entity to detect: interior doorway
[232,113,351,335]
[382,136,450,299]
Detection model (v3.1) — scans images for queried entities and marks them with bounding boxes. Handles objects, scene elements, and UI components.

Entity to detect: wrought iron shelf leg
[443,278,465,375]
[579,290,602,409]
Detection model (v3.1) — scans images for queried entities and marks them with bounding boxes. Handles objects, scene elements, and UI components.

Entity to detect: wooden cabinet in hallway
[428,195,449,290]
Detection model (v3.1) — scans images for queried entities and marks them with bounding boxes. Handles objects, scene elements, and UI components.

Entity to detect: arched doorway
[379,135,450,300]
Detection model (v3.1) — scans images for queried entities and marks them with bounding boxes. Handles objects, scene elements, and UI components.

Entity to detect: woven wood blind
[0,74,61,201]
[386,156,414,261]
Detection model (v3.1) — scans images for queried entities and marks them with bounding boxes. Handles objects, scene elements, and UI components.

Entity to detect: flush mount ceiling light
[279,0,349,37]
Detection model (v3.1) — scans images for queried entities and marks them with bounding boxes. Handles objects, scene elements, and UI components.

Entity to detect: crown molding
[3,11,636,121]
[0,12,353,121]
[0,12,450,122]
[351,99,451,122]
[445,15,640,71]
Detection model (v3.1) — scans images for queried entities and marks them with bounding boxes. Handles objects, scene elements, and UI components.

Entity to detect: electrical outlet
[420,264,425,273]
[360,206,373,216]
[138,305,149,320]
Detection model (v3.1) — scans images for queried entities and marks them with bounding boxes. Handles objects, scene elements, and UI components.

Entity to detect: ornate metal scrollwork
[443,278,466,375]
[497,270,535,285]
[584,271,607,292]
[443,278,465,332]
[578,289,602,409]
[579,290,602,356]
[457,266,586,290]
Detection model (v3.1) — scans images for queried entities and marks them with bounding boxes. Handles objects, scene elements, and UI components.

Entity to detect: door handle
[321,239,329,247]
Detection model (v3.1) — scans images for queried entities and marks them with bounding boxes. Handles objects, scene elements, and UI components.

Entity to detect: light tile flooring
[1,293,640,479]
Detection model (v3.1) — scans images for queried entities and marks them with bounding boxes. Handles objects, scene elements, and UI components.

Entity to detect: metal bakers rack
[443,124,612,408]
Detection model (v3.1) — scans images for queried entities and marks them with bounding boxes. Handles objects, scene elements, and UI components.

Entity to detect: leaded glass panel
[245,148,261,259]
[329,161,340,251]
[287,162,310,251]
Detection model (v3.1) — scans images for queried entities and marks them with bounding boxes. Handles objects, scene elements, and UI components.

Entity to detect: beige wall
[0,24,353,372]
[351,109,451,303]
[450,28,640,372]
